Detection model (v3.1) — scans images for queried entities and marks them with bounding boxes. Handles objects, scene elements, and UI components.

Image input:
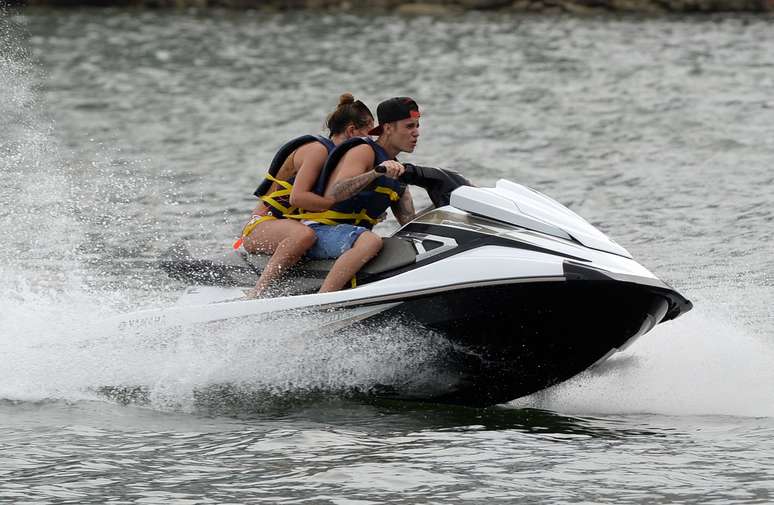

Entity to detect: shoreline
[6,0,774,14]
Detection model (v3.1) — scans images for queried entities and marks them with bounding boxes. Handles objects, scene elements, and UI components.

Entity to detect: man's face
[387,116,420,153]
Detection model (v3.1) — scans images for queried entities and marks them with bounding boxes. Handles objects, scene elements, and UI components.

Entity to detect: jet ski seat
[160,236,417,291]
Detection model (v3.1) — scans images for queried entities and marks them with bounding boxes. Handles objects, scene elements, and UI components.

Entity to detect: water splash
[0,307,456,412]
[0,17,454,412]
[1,15,77,280]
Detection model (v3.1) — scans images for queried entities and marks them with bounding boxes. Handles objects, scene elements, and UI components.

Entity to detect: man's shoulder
[336,142,375,167]
[333,139,368,151]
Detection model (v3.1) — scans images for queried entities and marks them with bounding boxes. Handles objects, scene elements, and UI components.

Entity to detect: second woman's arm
[289,143,334,212]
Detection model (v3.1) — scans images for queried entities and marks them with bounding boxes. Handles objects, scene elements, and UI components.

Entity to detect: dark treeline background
[4,0,774,14]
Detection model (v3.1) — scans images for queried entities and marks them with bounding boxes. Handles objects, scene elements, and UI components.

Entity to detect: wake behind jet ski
[155,164,692,406]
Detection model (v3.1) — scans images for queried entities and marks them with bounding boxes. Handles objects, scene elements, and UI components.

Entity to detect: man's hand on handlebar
[376,160,405,179]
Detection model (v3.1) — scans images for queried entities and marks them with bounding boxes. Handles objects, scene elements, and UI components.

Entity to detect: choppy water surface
[1,7,773,503]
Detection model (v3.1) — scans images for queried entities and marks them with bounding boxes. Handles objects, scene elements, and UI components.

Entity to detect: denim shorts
[305,223,368,260]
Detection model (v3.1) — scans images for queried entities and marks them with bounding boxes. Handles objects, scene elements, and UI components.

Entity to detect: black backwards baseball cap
[367,97,421,136]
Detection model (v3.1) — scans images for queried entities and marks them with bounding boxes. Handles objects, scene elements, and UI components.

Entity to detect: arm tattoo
[393,191,416,226]
[326,171,379,203]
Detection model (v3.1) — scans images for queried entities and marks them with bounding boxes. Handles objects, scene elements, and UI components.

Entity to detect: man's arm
[326,171,381,203]
[391,188,415,226]
[324,145,378,203]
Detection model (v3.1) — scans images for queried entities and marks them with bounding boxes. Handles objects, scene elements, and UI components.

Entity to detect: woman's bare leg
[242,220,317,297]
[319,231,382,293]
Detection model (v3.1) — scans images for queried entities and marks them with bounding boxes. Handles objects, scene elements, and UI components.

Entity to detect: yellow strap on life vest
[350,276,357,289]
[374,186,400,202]
[286,208,380,227]
[259,174,297,216]
[273,177,397,226]
[264,173,293,191]
[232,214,277,250]
[260,194,296,216]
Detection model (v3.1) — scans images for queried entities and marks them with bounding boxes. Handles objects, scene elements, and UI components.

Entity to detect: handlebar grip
[374,164,416,176]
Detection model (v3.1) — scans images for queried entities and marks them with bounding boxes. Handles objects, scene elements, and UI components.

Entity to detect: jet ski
[148,165,692,406]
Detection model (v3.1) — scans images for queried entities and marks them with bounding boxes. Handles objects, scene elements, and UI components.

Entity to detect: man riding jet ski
[282,96,424,293]
[157,155,691,406]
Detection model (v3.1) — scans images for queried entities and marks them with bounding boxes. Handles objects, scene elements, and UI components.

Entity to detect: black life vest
[289,137,406,229]
[253,135,335,218]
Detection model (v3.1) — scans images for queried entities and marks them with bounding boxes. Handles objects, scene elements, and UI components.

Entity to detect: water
[2,6,773,503]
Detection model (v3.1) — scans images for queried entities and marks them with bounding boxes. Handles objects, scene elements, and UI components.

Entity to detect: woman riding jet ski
[234,93,375,297]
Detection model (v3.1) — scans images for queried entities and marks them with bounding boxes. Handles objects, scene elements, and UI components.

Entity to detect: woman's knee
[281,226,316,253]
[298,226,317,249]
[243,221,283,253]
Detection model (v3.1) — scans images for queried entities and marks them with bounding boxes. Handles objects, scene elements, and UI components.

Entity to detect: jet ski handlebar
[374,163,472,208]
